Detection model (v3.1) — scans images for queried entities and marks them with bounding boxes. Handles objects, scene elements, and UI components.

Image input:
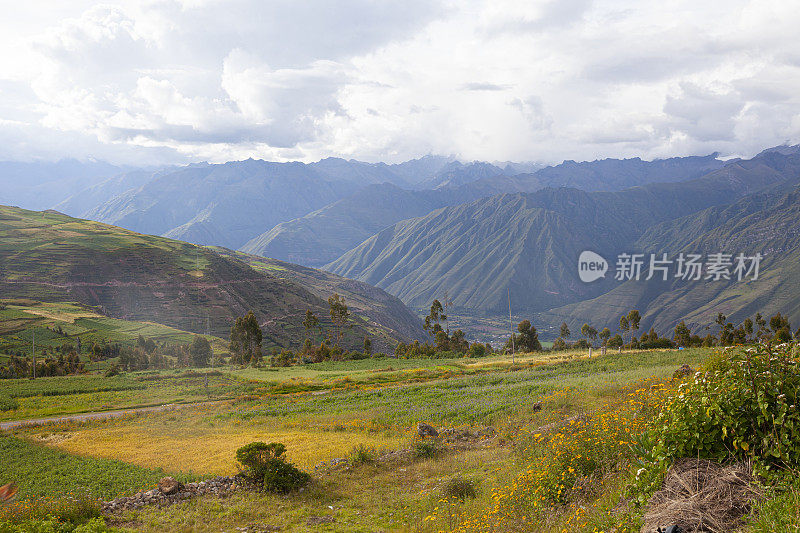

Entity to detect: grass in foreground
[0,347,709,532]
[0,433,197,526]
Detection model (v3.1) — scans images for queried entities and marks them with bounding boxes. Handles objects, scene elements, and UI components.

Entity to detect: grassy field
[0,299,228,360]
[0,371,258,422]
[0,346,713,531]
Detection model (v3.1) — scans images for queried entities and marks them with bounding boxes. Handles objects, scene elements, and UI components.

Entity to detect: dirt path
[0,402,211,431]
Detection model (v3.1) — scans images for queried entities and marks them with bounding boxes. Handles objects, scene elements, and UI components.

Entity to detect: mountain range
[242,153,725,266]
[4,146,799,342]
[327,150,800,336]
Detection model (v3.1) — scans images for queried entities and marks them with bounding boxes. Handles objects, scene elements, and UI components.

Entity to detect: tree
[743,318,753,341]
[423,300,446,337]
[580,323,598,346]
[599,327,611,346]
[302,310,319,342]
[363,335,372,356]
[468,343,486,358]
[516,320,542,352]
[619,315,630,347]
[450,329,469,353]
[673,321,691,347]
[559,322,571,339]
[230,311,263,365]
[770,312,792,343]
[189,336,212,367]
[627,310,641,340]
[328,294,350,347]
[754,313,766,339]
[435,330,450,352]
[769,312,790,334]
[715,313,727,340]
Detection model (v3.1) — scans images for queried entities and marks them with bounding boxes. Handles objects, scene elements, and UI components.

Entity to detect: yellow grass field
[34,408,406,476]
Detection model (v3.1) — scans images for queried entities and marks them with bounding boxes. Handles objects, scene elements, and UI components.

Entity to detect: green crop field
[0,300,228,358]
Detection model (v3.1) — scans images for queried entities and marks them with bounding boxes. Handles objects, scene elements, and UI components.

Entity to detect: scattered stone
[158,477,183,495]
[417,422,438,438]
[314,457,350,472]
[102,476,241,513]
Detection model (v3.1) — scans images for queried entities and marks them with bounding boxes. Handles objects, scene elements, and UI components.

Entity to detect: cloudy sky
[1,0,799,165]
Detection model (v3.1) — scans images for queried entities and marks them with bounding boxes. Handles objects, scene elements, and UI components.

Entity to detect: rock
[531,401,543,412]
[417,422,439,438]
[158,477,183,495]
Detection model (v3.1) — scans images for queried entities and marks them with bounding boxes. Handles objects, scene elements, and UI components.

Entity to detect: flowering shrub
[429,384,668,532]
[644,343,800,479]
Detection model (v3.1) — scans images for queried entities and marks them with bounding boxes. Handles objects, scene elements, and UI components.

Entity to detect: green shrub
[103,364,120,377]
[269,350,295,367]
[347,444,377,465]
[0,395,18,412]
[235,442,310,493]
[639,343,800,483]
[441,477,477,501]
[0,517,111,533]
[412,440,441,459]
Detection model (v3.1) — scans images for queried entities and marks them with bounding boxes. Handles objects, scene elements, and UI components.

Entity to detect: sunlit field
[1,347,711,531]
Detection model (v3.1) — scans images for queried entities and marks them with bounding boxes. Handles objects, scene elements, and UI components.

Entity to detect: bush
[103,364,120,377]
[269,349,295,367]
[235,442,310,493]
[441,477,477,501]
[0,517,111,533]
[347,444,377,465]
[0,395,18,412]
[413,440,441,459]
[641,343,800,482]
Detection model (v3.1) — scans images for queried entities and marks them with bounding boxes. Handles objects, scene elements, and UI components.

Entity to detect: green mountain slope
[326,152,800,317]
[0,206,418,351]
[211,249,427,342]
[542,186,800,335]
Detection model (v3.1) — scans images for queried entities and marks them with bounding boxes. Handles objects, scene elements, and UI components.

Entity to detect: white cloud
[1,0,799,164]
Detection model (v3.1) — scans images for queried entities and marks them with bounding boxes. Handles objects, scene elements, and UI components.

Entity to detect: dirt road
[0,403,188,431]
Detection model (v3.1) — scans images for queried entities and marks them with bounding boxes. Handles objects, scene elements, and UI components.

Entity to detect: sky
[1,0,799,165]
